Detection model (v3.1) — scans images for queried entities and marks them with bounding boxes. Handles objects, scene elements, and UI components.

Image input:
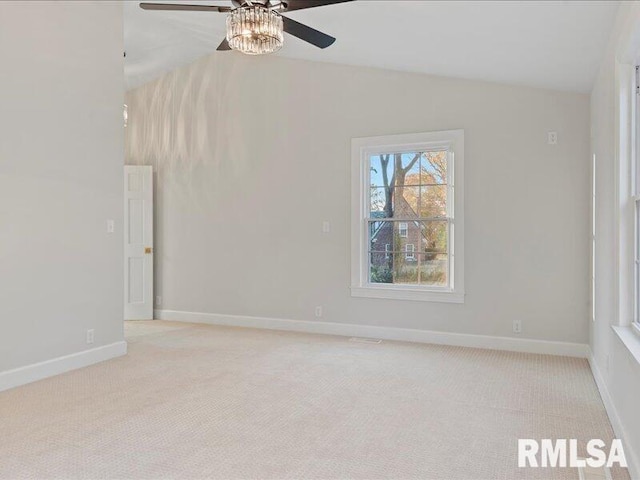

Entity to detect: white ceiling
[124,0,619,93]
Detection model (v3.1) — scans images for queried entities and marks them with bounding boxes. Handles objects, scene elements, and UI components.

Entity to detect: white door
[124,165,153,320]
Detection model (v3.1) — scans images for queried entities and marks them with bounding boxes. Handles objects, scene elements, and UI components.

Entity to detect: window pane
[369,250,394,283]
[369,154,395,188]
[421,221,448,254]
[394,186,419,218]
[400,153,421,185]
[418,253,448,287]
[369,220,449,286]
[419,185,447,218]
[369,221,394,252]
[393,262,420,285]
[422,151,447,185]
[370,187,389,214]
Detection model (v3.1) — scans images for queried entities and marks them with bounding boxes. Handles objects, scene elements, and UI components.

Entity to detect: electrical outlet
[547,131,558,145]
[155,295,162,307]
[322,221,331,233]
[86,329,95,345]
[315,306,323,318]
[106,220,115,233]
[513,320,522,334]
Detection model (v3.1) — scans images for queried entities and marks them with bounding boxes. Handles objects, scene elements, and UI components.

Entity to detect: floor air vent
[349,337,382,344]
[577,461,612,480]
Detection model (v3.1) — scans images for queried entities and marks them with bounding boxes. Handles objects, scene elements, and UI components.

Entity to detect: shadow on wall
[126,54,294,209]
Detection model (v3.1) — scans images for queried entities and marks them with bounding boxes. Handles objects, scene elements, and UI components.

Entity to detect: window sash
[367,219,453,289]
[364,150,454,291]
[635,67,640,327]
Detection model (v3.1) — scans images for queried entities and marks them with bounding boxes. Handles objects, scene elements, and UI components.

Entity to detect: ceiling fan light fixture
[226,5,284,55]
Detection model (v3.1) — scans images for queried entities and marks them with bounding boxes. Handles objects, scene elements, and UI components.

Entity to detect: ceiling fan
[139,0,354,56]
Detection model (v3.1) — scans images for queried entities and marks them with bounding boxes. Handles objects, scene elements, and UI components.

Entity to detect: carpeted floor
[0,321,629,480]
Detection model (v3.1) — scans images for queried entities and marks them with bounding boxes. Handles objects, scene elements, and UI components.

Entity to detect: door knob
[145,247,153,254]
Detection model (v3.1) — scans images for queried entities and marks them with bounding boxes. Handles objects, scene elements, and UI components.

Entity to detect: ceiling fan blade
[139,3,231,12]
[284,0,354,12]
[217,38,231,51]
[282,16,335,49]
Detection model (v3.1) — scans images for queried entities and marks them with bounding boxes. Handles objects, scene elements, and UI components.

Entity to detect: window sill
[351,286,464,303]
[612,325,640,365]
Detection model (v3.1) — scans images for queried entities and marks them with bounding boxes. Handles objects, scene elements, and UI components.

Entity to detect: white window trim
[351,130,465,304]
[405,243,415,261]
[384,243,390,259]
[398,222,408,238]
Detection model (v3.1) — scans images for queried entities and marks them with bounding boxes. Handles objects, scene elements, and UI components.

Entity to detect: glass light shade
[226,6,283,55]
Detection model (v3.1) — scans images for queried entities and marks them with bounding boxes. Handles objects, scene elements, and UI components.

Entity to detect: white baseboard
[0,341,127,393]
[154,309,589,358]
[589,353,640,480]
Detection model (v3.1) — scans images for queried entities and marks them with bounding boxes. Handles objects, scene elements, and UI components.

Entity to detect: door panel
[124,166,153,320]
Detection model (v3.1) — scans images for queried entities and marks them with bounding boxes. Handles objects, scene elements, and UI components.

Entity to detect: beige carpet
[0,321,629,480]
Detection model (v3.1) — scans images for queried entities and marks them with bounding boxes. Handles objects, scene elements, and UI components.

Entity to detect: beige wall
[0,2,124,371]
[590,2,640,476]
[126,52,590,344]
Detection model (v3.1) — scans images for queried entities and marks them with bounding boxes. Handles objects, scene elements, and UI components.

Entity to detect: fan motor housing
[231,0,288,12]
[232,0,287,8]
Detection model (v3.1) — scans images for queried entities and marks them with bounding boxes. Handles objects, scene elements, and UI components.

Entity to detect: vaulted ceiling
[125,0,619,92]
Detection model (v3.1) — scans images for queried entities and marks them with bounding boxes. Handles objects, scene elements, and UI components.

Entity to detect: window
[592,154,596,323]
[405,244,415,261]
[618,63,640,338]
[351,130,464,303]
[635,66,640,331]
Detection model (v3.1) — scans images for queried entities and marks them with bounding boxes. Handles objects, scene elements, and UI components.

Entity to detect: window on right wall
[634,65,640,332]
